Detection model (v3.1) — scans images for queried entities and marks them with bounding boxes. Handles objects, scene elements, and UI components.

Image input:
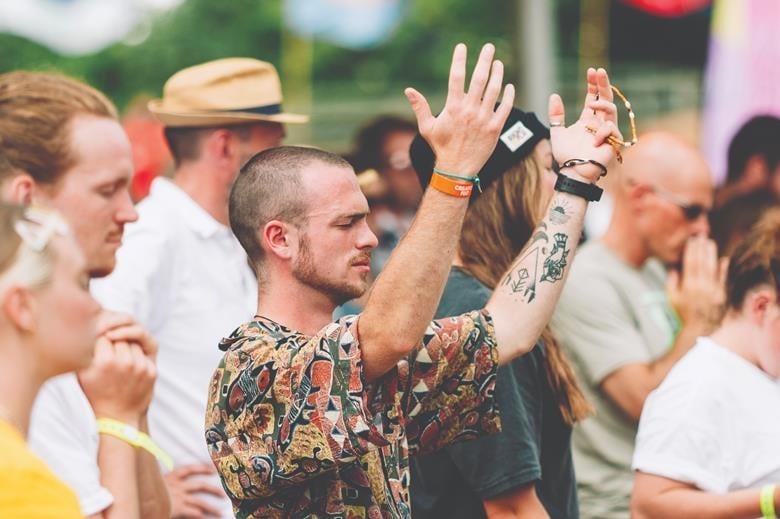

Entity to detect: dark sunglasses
[651,185,709,221]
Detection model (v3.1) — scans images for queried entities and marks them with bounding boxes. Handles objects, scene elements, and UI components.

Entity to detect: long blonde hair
[458,148,592,425]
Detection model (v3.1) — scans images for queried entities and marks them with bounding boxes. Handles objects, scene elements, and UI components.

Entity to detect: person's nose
[358,220,379,251]
[116,190,138,224]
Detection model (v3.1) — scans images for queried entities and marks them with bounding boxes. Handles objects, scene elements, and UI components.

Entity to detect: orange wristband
[430,172,474,198]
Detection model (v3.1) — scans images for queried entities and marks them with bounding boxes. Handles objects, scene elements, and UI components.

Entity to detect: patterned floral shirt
[204,311,500,518]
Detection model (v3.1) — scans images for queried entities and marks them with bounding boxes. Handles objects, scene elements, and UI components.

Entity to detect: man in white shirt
[0,71,169,519]
[92,58,307,518]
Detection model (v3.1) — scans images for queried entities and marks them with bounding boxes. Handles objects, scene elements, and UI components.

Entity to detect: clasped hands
[405,42,624,184]
[78,310,158,426]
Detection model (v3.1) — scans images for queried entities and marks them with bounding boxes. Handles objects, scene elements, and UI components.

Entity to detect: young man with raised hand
[205,43,620,517]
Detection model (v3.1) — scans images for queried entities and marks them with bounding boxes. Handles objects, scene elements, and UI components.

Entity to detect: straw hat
[148,58,308,127]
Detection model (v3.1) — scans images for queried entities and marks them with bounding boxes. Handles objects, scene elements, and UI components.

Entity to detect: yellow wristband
[761,484,776,519]
[96,418,173,470]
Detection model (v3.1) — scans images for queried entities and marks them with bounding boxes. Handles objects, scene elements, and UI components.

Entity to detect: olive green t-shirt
[551,240,679,519]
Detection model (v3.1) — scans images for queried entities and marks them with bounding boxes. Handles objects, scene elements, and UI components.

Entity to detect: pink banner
[702,0,780,184]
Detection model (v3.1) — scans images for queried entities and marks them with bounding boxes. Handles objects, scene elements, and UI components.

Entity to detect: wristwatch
[552,159,605,202]
[554,173,603,202]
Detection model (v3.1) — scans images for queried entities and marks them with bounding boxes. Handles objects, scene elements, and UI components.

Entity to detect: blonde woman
[0,202,100,517]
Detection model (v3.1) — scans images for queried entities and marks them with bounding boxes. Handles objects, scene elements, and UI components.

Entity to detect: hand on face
[548,68,623,183]
[666,235,728,331]
[404,43,515,175]
[78,311,157,425]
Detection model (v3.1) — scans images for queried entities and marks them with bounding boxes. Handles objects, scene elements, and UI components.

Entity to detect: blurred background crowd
[3,0,777,240]
[1,1,780,518]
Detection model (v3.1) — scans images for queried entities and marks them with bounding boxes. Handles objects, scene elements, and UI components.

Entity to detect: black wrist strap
[553,172,603,202]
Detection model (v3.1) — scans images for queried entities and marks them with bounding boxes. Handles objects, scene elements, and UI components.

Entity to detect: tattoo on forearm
[502,246,541,302]
[531,223,549,244]
[548,199,572,225]
[540,233,570,283]
[500,204,574,302]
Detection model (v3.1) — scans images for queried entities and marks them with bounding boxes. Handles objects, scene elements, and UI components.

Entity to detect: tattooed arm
[486,192,586,365]
[486,67,621,366]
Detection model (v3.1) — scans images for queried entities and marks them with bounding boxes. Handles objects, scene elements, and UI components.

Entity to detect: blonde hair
[0,203,66,291]
[458,150,593,425]
[727,207,780,310]
[0,71,117,186]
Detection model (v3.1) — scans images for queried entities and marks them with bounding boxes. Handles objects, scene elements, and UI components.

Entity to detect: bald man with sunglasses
[551,132,726,519]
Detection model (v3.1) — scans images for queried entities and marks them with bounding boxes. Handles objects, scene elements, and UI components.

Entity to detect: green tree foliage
[0,0,517,109]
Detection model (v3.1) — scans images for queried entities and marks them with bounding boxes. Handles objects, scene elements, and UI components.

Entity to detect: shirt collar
[149,177,227,238]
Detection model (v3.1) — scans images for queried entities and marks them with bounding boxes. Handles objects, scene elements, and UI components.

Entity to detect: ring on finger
[550,121,564,127]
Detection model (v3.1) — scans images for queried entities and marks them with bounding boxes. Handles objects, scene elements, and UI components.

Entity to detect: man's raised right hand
[404,43,515,176]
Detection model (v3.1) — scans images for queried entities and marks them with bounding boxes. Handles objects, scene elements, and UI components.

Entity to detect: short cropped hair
[0,71,117,186]
[163,125,254,167]
[229,146,351,269]
[726,115,780,184]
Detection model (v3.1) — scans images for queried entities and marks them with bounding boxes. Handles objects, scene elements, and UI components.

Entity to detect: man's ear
[261,220,296,261]
[2,285,37,334]
[202,129,234,164]
[4,172,36,205]
[750,288,775,326]
[626,181,655,215]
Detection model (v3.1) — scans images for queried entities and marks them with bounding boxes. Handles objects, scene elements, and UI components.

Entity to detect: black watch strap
[553,172,603,202]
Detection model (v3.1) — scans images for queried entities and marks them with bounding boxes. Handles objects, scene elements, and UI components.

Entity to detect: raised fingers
[548,93,566,128]
[682,235,703,281]
[582,67,598,110]
[491,83,516,128]
[717,257,730,287]
[466,43,496,102]
[587,100,618,120]
[405,87,434,135]
[447,43,467,103]
[702,238,718,280]
[480,59,504,116]
[596,68,614,103]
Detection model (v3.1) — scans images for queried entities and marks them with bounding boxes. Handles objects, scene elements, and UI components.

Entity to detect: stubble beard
[292,233,367,306]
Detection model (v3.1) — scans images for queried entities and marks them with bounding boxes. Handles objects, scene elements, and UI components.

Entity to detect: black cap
[410,107,549,200]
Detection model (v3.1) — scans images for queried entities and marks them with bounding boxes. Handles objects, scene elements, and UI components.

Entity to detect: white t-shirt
[29,374,113,516]
[91,178,256,517]
[633,337,780,493]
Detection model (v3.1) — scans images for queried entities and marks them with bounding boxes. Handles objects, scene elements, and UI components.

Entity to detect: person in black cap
[409,107,592,519]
